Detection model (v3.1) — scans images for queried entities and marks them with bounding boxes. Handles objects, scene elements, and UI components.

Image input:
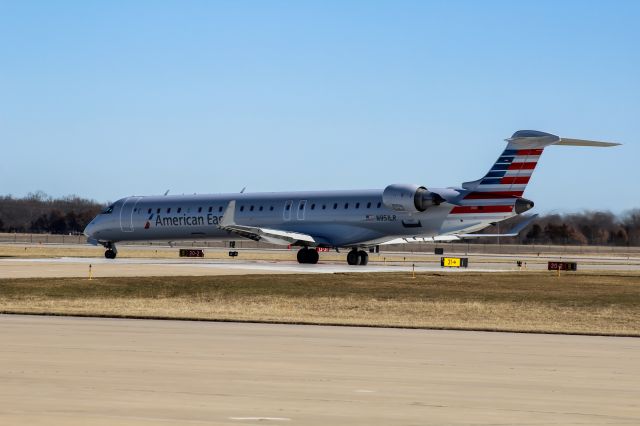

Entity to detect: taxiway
[1,314,638,425]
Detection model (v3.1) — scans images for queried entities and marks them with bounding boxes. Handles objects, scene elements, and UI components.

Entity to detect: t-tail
[457,130,619,215]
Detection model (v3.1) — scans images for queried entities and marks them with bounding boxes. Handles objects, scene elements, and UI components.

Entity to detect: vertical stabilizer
[461,130,557,197]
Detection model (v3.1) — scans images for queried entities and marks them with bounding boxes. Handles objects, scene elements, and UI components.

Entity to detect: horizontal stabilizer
[555,138,620,147]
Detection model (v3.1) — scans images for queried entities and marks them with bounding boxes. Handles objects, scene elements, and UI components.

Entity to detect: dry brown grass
[1,272,639,335]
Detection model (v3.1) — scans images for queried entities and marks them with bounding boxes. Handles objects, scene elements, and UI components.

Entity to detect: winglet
[220,200,237,227]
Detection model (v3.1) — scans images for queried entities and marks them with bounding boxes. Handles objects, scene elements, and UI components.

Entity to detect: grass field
[1,272,639,336]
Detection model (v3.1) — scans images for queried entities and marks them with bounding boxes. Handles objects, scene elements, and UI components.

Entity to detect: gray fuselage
[84,187,507,248]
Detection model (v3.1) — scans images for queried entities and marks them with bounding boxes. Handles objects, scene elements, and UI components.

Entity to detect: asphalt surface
[1,254,639,278]
[1,315,638,425]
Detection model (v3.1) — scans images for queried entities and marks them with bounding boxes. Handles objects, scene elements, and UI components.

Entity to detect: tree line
[0,192,104,235]
[1,193,639,246]
[480,210,640,246]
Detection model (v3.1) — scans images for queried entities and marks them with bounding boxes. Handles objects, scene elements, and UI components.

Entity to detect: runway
[1,315,638,425]
[0,256,510,278]
[1,254,639,278]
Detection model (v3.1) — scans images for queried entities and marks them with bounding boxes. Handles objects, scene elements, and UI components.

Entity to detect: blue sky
[1,1,638,213]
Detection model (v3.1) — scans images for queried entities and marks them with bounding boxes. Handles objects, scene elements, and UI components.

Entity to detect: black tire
[346,250,358,265]
[308,249,319,264]
[105,249,116,259]
[357,250,369,266]
[297,248,308,264]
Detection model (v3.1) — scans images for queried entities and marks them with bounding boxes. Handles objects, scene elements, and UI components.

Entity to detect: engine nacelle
[382,184,444,213]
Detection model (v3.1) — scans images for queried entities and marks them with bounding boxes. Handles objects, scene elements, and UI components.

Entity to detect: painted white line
[355,389,375,393]
[229,417,291,421]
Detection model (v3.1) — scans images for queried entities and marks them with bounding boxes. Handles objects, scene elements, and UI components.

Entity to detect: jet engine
[382,184,445,213]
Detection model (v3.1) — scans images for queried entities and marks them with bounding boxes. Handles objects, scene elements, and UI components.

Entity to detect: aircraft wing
[218,200,316,246]
[381,235,462,244]
[381,214,538,245]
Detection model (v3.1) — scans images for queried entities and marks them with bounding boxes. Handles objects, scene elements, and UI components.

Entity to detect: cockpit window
[101,204,115,214]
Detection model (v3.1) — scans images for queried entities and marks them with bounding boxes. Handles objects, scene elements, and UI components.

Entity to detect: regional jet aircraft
[84,130,618,265]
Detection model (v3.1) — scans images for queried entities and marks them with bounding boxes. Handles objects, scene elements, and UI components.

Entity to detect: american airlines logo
[151,214,223,228]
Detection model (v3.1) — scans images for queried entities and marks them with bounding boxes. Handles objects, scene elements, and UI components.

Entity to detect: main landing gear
[103,242,118,259]
[297,247,319,264]
[347,248,368,266]
[296,247,369,266]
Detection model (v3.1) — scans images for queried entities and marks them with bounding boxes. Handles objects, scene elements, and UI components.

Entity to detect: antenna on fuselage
[164,189,170,196]
[240,187,246,193]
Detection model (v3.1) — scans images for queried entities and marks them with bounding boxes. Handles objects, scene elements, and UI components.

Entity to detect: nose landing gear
[102,242,118,259]
[296,247,319,264]
[346,248,368,265]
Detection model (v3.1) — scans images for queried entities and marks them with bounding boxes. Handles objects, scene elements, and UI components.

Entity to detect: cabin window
[208,207,212,213]
[250,205,254,211]
[147,208,152,214]
[286,205,291,211]
[344,203,349,209]
[367,202,371,208]
[240,206,245,212]
[177,207,182,213]
[355,202,360,209]
[156,208,160,214]
[311,204,315,210]
[377,202,382,208]
[219,206,223,212]
[198,207,202,213]
[270,206,274,211]
[259,206,263,211]
[333,203,338,209]
[299,204,304,210]
[322,204,326,210]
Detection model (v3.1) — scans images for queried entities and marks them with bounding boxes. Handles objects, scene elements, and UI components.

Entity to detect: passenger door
[120,197,143,232]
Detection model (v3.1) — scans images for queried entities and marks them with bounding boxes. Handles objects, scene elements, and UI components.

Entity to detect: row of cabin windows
[273,201,383,212]
[141,201,383,215]
[144,206,226,215]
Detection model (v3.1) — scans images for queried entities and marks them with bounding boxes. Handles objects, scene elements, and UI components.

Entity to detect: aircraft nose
[83,221,96,238]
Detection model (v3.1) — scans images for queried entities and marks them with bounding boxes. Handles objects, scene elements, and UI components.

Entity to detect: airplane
[83,130,619,265]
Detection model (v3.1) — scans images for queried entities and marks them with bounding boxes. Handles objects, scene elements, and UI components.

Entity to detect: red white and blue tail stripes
[469,147,543,196]
[451,146,543,215]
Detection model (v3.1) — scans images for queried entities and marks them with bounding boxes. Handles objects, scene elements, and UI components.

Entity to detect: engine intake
[382,184,445,213]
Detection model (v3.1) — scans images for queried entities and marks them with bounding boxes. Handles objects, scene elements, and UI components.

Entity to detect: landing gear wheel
[103,242,117,259]
[297,247,319,264]
[308,249,319,264]
[347,249,368,265]
[347,250,359,265]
